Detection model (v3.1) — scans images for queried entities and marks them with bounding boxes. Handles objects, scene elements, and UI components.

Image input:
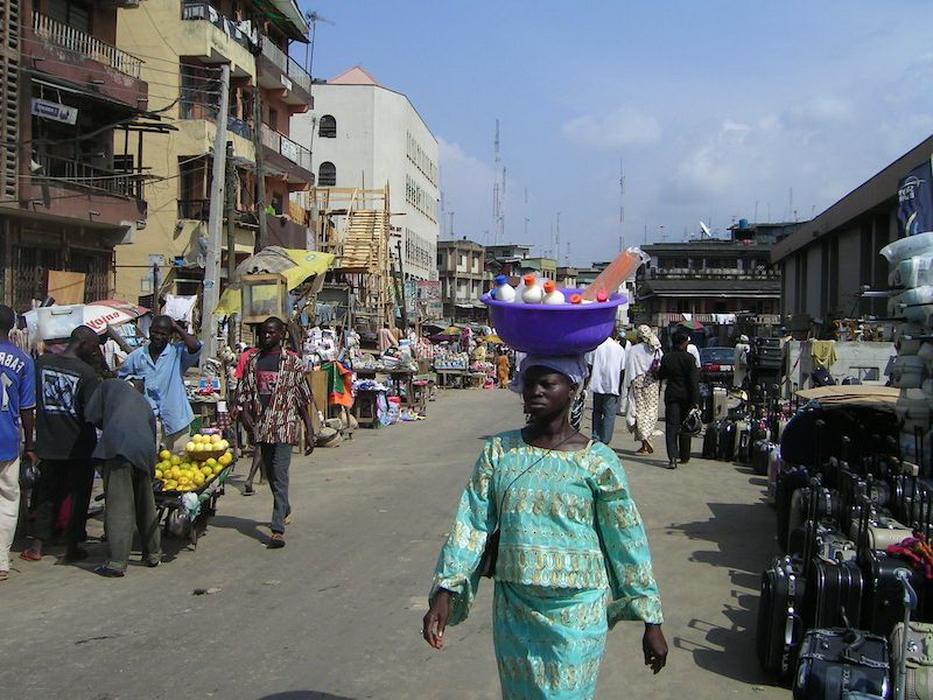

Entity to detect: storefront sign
[32,98,77,125]
[899,155,933,236]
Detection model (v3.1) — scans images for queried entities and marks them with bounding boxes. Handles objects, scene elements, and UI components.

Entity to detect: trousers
[30,458,94,547]
[0,458,19,570]
[259,443,291,533]
[101,459,161,571]
[665,400,693,464]
[591,393,620,445]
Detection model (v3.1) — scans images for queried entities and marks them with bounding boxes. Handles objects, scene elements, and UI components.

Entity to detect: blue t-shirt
[0,340,36,461]
[118,341,201,435]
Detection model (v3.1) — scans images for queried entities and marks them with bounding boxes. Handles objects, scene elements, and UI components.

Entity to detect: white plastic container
[541,281,565,305]
[37,304,85,341]
[879,231,933,265]
[519,274,544,304]
[896,389,933,437]
[891,254,933,288]
[492,274,516,302]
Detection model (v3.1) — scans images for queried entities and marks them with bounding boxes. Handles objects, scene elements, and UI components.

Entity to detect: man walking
[237,317,314,549]
[22,326,101,562]
[0,305,36,581]
[85,378,161,577]
[587,335,626,444]
[658,329,700,470]
[119,315,201,452]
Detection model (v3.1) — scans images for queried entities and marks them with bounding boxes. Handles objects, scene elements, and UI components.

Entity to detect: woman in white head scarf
[622,325,663,454]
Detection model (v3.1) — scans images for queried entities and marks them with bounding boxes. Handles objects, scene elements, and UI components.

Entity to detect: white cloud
[562,107,661,149]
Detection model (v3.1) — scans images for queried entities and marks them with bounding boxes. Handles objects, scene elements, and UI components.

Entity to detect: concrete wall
[837,226,862,315]
[785,340,893,394]
[805,245,822,317]
[292,82,440,281]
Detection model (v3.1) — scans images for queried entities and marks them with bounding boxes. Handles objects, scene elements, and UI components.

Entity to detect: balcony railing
[181,2,258,51]
[34,152,144,200]
[261,39,313,94]
[33,12,143,79]
[260,123,312,172]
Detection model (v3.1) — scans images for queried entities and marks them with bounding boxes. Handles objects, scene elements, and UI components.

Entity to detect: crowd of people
[0,304,314,583]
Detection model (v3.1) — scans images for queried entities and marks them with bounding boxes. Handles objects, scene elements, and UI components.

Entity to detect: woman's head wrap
[510,354,589,393]
[637,324,661,350]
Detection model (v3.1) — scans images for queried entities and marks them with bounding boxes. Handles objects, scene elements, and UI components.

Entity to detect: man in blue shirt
[0,305,36,582]
[118,315,201,452]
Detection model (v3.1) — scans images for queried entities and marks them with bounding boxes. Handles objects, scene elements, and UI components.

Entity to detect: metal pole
[252,84,268,250]
[200,63,231,365]
[225,140,237,283]
[396,239,408,330]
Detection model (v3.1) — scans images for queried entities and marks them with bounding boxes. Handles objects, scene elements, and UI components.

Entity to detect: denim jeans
[259,443,291,534]
[591,393,620,444]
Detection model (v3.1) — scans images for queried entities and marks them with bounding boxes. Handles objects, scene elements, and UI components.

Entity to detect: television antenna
[699,220,712,238]
[304,11,335,78]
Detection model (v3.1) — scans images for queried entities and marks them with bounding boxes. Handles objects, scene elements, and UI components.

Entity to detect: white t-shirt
[687,343,701,368]
[586,338,626,395]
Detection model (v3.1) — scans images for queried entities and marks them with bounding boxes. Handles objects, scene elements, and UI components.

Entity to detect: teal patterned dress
[431,430,664,699]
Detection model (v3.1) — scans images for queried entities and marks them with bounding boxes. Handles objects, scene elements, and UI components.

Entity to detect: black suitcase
[793,627,890,699]
[753,439,773,476]
[737,426,753,465]
[702,419,721,459]
[861,550,925,638]
[757,554,807,678]
[805,558,864,630]
[777,466,812,553]
[787,484,842,556]
[718,419,737,461]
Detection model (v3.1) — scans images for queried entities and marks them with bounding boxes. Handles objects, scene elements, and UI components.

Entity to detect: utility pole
[252,84,268,251]
[395,240,408,329]
[225,140,237,283]
[200,63,230,365]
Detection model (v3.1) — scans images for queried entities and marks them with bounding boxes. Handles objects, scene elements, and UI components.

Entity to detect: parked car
[699,346,735,385]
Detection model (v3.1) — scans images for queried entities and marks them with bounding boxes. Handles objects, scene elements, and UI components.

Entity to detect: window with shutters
[318,161,336,187]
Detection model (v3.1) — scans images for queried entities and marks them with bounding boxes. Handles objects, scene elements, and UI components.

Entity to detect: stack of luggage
[702,384,785,479]
[758,428,933,697]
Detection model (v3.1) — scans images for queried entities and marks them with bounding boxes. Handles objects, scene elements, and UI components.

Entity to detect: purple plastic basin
[482,289,626,355]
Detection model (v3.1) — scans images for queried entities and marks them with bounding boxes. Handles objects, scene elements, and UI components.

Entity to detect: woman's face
[522,366,576,419]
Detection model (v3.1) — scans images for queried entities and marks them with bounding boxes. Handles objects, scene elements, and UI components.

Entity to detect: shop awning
[215,247,334,315]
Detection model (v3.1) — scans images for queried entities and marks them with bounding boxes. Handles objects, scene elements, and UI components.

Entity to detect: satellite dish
[699,221,712,238]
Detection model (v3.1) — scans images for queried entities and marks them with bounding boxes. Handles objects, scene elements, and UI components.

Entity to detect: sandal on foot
[20,549,41,562]
[95,565,125,578]
[0,570,8,582]
[267,533,286,549]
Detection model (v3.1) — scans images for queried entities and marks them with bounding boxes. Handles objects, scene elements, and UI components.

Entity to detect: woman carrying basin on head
[423,354,667,699]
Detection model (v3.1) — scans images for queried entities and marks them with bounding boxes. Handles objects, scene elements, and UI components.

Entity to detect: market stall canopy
[795,385,899,410]
[215,248,335,315]
[481,334,504,344]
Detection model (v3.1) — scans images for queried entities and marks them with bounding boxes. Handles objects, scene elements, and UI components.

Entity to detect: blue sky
[299,1,933,266]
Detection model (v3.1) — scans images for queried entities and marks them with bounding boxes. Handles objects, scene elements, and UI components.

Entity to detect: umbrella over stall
[214,247,335,316]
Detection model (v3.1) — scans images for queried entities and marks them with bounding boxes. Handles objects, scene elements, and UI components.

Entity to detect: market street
[1,388,786,700]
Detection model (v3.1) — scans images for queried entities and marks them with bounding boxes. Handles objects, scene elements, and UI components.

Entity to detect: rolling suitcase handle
[895,568,919,700]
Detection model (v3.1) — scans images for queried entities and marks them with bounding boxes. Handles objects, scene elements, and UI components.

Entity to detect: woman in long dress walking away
[423,355,667,699]
[623,326,663,454]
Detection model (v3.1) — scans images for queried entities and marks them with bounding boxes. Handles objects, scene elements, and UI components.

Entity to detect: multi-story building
[437,237,489,321]
[773,135,933,323]
[291,65,439,281]
[635,223,798,327]
[485,243,532,278]
[113,0,315,302]
[0,0,165,310]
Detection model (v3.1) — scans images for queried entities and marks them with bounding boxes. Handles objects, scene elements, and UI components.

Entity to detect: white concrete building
[291,66,439,280]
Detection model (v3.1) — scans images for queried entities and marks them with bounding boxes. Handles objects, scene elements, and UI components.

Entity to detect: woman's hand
[422,590,452,649]
[642,624,668,674]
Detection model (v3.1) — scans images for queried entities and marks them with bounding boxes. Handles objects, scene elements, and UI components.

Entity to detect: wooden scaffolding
[306,186,394,330]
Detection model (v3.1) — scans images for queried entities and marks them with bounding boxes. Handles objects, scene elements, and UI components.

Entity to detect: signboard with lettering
[416,280,442,319]
[32,98,77,125]
[898,155,933,237]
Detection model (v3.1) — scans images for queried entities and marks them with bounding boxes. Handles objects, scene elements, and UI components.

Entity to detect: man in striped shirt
[237,317,314,549]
